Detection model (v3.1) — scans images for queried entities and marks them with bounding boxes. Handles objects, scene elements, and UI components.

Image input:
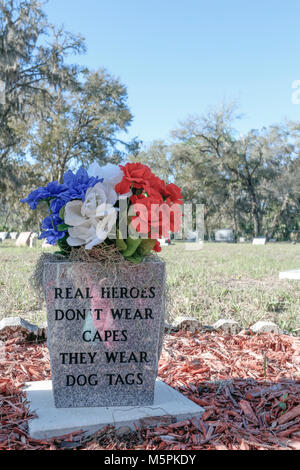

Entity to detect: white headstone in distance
[215,229,235,243]
[239,237,246,243]
[184,230,203,250]
[29,233,38,248]
[252,238,266,245]
[9,232,18,239]
[186,230,199,242]
[16,232,32,247]
[279,269,300,280]
[0,232,8,241]
[158,238,168,246]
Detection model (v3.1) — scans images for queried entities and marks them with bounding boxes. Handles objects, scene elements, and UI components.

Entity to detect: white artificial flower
[87,161,132,200]
[64,182,118,250]
[88,162,123,187]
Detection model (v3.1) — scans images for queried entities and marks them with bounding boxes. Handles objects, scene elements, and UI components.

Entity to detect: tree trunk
[250,199,260,237]
[57,155,68,183]
[266,195,289,240]
[232,191,238,237]
[57,167,64,184]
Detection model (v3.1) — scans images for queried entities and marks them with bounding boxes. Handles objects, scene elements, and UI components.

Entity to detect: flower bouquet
[21,162,183,263]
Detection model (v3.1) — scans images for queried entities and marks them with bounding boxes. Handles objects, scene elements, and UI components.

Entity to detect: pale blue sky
[45,0,300,144]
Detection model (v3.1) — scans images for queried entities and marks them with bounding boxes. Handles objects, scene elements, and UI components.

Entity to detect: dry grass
[0,240,299,333]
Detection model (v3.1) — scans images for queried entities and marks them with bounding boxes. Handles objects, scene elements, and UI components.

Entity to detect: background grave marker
[252,238,266,245]
[215,229,235,243]
[16,232,32,247]
[0,232,8,241]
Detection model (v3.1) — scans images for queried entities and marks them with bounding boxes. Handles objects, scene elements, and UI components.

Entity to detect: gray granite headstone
[43,257,166,408]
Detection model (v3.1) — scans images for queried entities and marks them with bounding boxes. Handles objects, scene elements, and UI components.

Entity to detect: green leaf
[122,237,142,257]
[116,238,127,252]
[59,207,65,220]
[57,236,71,255]
[57,223,69,232]
[137,238,156,256]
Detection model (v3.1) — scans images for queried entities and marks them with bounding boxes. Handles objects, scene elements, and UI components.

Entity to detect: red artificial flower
[161,183,183,205]
[147,174,166,195]
[153,240,162,252]
[117,162,183,240]
[115,163,153,194]
[130,191,163,234]
[130,192,183,238]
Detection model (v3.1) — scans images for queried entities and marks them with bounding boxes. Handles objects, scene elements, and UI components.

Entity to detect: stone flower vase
[43,256,166,408]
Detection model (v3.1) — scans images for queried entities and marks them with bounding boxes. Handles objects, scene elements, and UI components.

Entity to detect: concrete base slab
[24,379,204,440]
[279,269,300,280]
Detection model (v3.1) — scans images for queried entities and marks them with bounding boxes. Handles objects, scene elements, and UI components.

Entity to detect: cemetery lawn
[0,240,299,334]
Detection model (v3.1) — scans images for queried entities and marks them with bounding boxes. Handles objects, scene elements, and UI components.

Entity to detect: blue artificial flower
[38,214,66,245]
[49,168,103,216]
[21,168,102,211]
[63,167,102,200]
[38,228,65,245]
[21,181,68,210]
[41,214,62,231]
[64,167,99,191]
[22,167,104,245]
[39,214,66,245]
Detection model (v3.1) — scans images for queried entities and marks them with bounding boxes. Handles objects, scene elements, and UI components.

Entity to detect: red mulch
[0,331,299,450]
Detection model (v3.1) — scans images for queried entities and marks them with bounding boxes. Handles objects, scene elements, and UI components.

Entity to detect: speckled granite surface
[43,257,166,408]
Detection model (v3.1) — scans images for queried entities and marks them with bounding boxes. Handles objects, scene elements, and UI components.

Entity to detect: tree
[129,140,172,182]
[0,160,47,230]
[29,69,137,182]
[0,0,85,163]
[0,0,86,230]
[170,104,296,238]
[170,105,242,236]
